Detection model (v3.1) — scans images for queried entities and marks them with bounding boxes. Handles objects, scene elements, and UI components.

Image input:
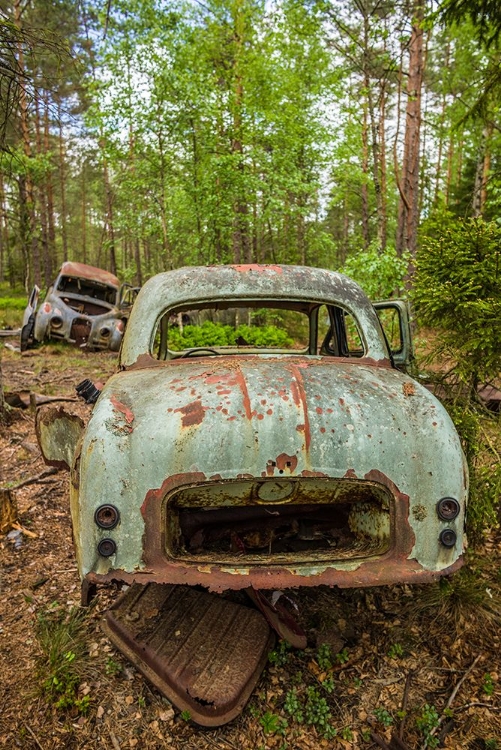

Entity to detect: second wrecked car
[21,261,132,351]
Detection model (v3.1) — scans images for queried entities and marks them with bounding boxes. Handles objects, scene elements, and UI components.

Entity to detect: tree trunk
[231,0,250,264]
[473,125,492,217]
[57,102,68,260]
[362,10,384,250]
[396,0,424,265]
[102,151,117,275]
[44,92,56,281]
[361,102,370,248]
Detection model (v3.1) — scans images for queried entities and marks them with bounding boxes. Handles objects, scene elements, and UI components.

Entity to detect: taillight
[439,529,457,548]
[436,497,460,521]
[94,504,120,529]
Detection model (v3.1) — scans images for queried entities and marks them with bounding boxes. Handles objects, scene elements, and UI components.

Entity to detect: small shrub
[483,673,495,696]
[268,640,291,666]
[373,707,393,727]
[259,711,288,735]
[284,689,304,723]
[415,703,440,748]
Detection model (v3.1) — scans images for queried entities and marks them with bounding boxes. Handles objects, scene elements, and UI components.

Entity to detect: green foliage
[0,297,25,309]
[443,403,501,544]
[315,643,333,671]
[259,711,288,736]
[415,703,440,748]
[284,688,304,723]
[373,707,393,727]
[341,243,410,300]
[268,640,292,667]
[304,686,334,735]
[35,605,90,714]
[483,672,495,696]
[180,709,191,722]
[415,215,501,542]
[105,657,122,677]
[415,215,501,391]
[168,320,294,351]
[387,642,404,659]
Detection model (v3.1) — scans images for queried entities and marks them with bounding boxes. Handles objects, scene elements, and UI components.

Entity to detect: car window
[377,306,403,354]
[154,304,311,359]
[319,307,366,358]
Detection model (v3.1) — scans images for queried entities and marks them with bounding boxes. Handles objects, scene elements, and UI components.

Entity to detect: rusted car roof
[59,261,120,288]
[121,264,389,367]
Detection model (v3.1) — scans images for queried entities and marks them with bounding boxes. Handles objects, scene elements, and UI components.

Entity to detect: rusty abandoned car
[37,264,468,724]
[21,261,133,352]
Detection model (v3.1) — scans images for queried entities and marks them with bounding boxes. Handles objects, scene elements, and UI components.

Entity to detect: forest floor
[0,345,500,750]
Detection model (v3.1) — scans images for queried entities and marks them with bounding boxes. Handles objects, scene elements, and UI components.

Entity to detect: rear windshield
[153,300,368,360]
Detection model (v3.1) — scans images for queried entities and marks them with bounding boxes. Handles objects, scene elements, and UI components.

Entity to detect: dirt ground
[0,345,500,750]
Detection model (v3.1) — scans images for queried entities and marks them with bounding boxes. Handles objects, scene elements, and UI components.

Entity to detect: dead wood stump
[0,488,17,533]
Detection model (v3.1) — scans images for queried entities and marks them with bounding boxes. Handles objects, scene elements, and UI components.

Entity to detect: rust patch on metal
[126,469,426,592]
[231,264,283,274]
[86,554,464,594]
[141,472,207,568]
[175,400,206,427]
[402,382,416,397]
[344,469,358,479]
[110,395,134,425]
[103,583,274,727]
[286,363,311,451]
[275,453,298,473]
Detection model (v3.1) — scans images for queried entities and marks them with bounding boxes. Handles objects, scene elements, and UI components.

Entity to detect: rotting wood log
[0,488,17,533]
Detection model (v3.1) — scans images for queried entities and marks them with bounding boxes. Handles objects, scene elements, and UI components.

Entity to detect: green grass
[0,297,25,309]
[35,603,91,715]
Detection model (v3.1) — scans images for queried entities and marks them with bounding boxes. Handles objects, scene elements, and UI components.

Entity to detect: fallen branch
[370,732,392,750]
[23,724,44,750]
[456,702,501,712]
[2,466,58,491]
[421,654,482,748]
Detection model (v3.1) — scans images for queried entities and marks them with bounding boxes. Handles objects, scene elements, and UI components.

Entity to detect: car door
[373,299,414,372]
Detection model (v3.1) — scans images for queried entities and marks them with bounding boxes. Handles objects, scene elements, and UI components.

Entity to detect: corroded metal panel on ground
[103,583,274,726]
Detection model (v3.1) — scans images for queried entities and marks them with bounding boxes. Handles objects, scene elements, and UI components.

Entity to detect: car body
[37,264,468,597]
[21,261,130,352]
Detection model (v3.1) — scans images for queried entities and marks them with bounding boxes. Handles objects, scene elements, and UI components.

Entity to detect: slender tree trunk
[0,173,6,282]
[362,10,383,249]
[81,165,87,264]
[396,0,424,266]
[156,117,173,268]
[473,125,492,217]
[57,102,68,260]
[44,93,56,279]
[378,83,388,251]
[34,87,51,284]
[231,0,250,264]
[100,139,117,275]
[361,104,370,248]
